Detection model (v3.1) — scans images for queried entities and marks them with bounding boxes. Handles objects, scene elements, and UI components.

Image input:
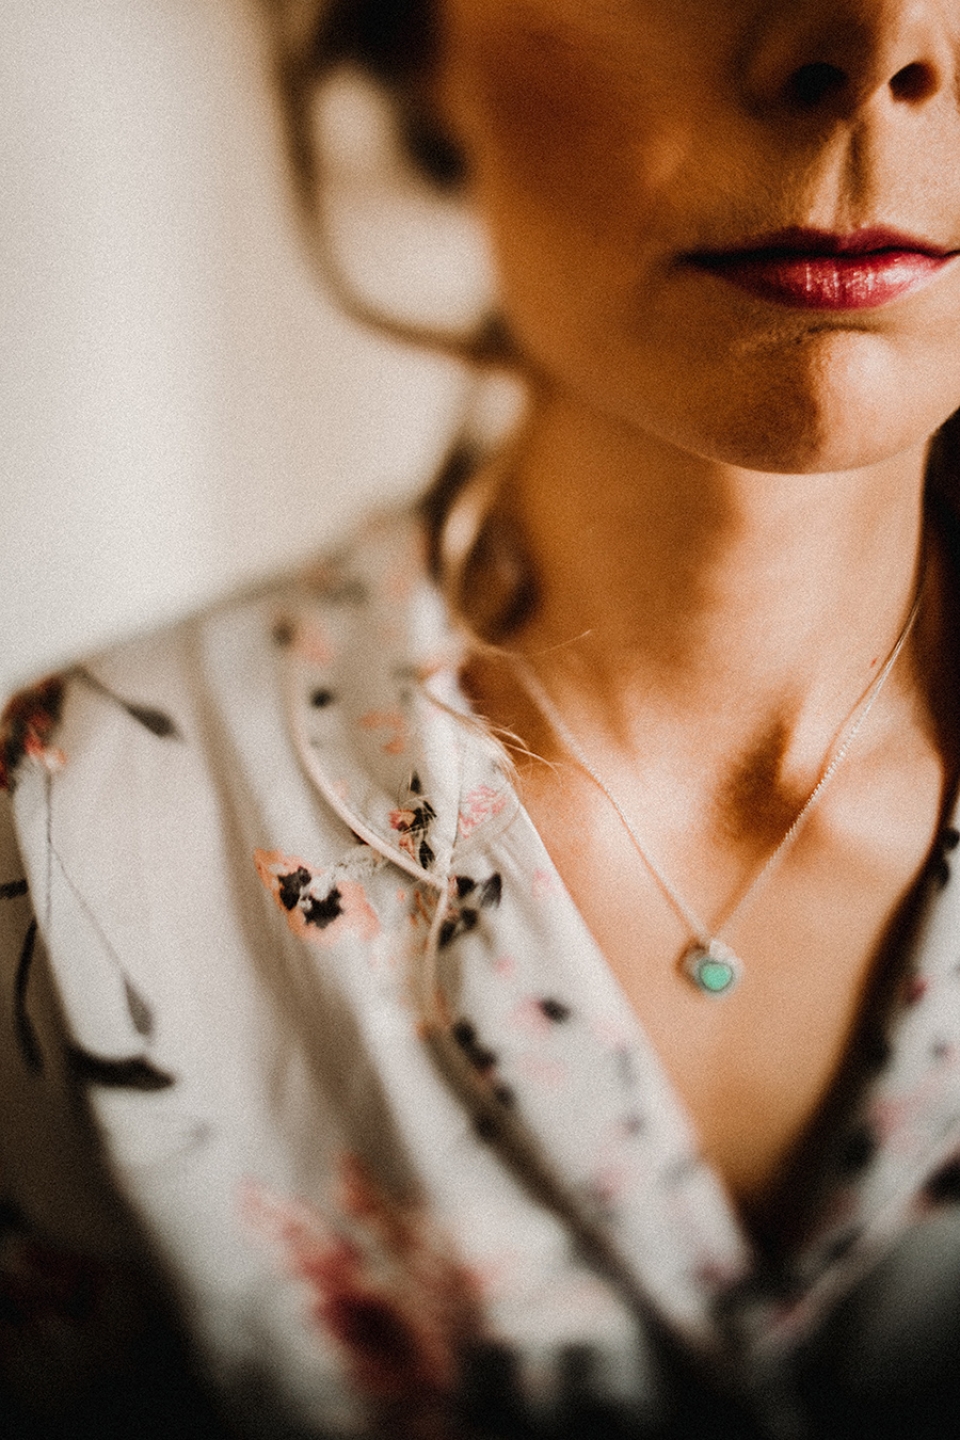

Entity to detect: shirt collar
[279,509,517,887]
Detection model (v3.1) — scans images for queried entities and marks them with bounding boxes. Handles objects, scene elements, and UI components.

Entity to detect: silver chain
[514,576,925,951]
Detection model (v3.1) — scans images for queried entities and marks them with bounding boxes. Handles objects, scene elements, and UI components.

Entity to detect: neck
[505,389,929,749]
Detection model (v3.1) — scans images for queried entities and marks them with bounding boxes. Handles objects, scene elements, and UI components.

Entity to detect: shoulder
[0,503,465,1126]
[0,506,451,970]
[1,506,433,798]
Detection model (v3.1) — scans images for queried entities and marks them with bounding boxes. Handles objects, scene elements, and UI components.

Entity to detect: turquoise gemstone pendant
[681,939,742,996]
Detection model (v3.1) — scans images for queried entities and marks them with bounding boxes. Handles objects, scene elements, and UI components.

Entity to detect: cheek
[451,13,694,243]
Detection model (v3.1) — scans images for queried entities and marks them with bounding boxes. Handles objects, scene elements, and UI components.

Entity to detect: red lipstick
[690,227,957,310]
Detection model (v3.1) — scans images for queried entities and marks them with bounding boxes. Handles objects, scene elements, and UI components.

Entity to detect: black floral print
[2,826,168,1084]
[74,668,181,739]
[452,1019,515,1112]
[2,875,41,1073]
[11,900,172,1089]
[537,998,571,1024]
[13,917,41,1073]
[256,849,381,947]
[65,1048,175,1091]
[0,670,181,794]
[438,873,502,949]
[8,509,960,1435]
[390,773,438,870]
[924,1156,960,1205]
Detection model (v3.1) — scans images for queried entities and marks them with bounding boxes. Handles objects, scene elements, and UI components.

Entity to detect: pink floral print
[0,676,66,790]
[243,1156,484,1440]
[360,710,409,757]
[457,786,507,839]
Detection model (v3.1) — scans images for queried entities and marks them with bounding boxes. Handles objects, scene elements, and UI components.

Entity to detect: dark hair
[260,0,530,638]
[266,0,467,203]
[263,0,519,368]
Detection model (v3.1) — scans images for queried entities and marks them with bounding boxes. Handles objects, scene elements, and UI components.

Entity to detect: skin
[431,0,960,1250]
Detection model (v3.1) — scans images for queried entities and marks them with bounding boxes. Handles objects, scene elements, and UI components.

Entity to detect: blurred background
[1,0,488,695]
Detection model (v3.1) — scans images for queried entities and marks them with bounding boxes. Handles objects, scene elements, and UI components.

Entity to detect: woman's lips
[688,227,957,310]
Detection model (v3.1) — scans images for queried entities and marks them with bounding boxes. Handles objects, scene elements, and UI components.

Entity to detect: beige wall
[0,0,471,694]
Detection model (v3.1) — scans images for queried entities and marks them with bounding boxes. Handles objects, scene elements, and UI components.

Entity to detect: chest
[517,751,948,1240]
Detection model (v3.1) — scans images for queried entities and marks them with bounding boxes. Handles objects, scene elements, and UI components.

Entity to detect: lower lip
[691,250,951,310]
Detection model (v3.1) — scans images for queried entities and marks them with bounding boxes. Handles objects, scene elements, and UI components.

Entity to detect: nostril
[786,61,847,110]
[889,61,937,103]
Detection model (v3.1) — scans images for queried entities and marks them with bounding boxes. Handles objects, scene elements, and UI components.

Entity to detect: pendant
[681,938,742,996]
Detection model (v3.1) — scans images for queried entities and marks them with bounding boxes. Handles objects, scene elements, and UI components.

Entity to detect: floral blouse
[4,509,960,1439]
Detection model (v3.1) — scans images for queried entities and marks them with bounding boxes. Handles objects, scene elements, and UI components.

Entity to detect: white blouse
[4,509,960,1439]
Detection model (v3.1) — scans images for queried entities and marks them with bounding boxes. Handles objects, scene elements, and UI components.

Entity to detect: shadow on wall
[0,0,481,695]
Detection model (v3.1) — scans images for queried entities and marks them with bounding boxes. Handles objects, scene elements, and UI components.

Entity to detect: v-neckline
[503,794,774,1253]
[465,779,960,1358]
[506,764,938,1246]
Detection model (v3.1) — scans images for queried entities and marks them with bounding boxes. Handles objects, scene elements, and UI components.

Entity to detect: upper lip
[692,226,957,260]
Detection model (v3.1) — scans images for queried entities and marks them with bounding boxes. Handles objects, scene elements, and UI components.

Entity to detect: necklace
[514,579,925,996]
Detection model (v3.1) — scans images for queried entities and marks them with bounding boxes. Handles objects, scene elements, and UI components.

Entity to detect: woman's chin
[683,410,928,478]
[685,408,922,477]
[622,331,960,478]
